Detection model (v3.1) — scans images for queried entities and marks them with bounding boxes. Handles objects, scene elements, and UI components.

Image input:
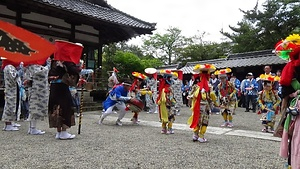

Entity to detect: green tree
[113,51,144,78]
[118,42,145,58]
[176,32,231,63]
[142,27,190,65]
[104,49,163,79]
[140,58,163,69]
[221,0,300,53]
[102,43,118,77]
[221,19,261,53]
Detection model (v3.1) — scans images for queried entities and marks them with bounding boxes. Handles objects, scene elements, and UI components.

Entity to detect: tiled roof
[181,49,287,74]
[156,64,179,71]
[34,0,156,30]
[219,49,287,68]
[181,58,225,74]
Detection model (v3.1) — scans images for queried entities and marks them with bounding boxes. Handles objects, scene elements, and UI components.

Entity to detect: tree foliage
[221,0,300,53]
[101,43,163,78]
[176,32,230,64]
[113,51,144,78]
[142,27,191,65]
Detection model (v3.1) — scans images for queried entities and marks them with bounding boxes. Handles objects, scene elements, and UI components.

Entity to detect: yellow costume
[187,64,217,142]
[157,70,177,134]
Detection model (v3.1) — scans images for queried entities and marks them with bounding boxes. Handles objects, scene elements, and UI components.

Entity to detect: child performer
[216,68,237,128]
[187,64,217,143]
[145,68,158,114]
[258,74,281,133]
[130,72,147,124]
[171,70,183,115]
[157,70,177,134]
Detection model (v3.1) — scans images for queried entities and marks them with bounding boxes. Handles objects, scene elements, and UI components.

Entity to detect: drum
[126,98,145,112]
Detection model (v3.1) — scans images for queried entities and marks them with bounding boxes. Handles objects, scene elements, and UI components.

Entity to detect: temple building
[0,0,156,69]
[158,49,287,82]
[0,0,156,109]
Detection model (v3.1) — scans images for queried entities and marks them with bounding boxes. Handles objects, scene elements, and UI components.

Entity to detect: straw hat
[144,68,157,74]
[132,72,147,80]
[215,68,232,78]
[193,64,216,73]
[159,69,178,78]
[259,74,280,82]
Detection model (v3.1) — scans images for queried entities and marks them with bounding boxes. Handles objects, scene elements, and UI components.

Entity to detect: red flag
[54,40,83,64]
[0,20,55,63]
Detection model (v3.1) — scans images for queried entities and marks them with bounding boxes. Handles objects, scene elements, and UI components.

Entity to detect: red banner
[0,20,55,65]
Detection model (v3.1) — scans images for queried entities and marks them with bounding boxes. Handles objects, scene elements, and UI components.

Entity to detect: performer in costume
[130,72,147,124]
[187,64,217,143]
[275,34,300,168]
[16,62,24,121]
[1,63,21,131]
[157,70,177,134]
[145,68,158,114]
[171,70,183,115]
[215,68,237,128]
[107,67,119,91]
[257,74,281,133]
[24,63,50,135]
[48,40,83,140]
[99,80,132,126]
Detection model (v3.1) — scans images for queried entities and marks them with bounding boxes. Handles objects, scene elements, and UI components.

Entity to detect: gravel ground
[0,107,286,169]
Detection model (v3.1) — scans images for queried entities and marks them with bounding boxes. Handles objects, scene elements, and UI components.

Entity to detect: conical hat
[215,68,232,77]
[259,74,279,82]
[144,68,157,74]
[132,72,147,80]
[193,64,216,73]
[159,69,178,78]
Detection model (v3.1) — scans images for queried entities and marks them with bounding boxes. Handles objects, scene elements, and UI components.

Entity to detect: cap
[122,80,132,86]
[247,72,253,76]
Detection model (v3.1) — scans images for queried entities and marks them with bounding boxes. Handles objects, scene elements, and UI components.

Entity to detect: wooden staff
[78,80,84,134]
[78,58,86,134]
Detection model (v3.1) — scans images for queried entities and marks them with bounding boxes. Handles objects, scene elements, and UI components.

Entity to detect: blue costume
[103,85,130,110]
[100,84,131,126]
[242,75,259,112]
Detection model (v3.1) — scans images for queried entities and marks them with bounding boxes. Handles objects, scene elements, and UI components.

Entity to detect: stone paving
[0,107,286,169]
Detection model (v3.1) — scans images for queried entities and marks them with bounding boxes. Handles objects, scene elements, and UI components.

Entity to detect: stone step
[82,105,102,112]
[78,92,94,102]
[78,92,92,97]
[82,101,101,107]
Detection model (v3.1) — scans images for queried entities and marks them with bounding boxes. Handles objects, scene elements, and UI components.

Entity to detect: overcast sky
[107,0,264,44]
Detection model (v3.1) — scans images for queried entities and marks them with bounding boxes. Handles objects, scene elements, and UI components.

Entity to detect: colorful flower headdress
[275,34,300,61]
[193,64,216,73]
[215,68,232,76]
[132,72,147,80]
[259,74,280,82]
[159,69,178,78]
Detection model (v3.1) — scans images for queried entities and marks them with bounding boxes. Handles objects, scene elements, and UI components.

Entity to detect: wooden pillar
[98,44,103,69]
[16,11,22,26]
[70,24,75,42]
[98,30,103,78]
